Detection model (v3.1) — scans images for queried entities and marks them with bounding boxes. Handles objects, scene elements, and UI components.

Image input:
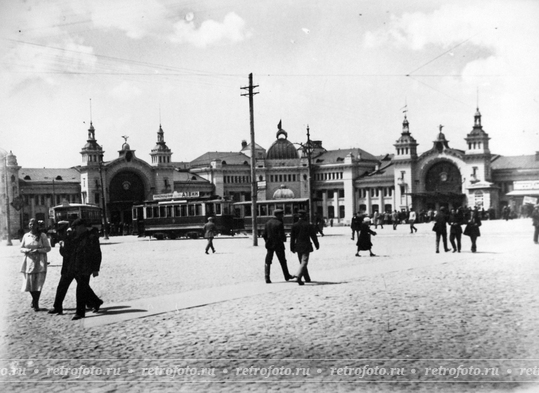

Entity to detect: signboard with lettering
[514,181,539,191]
[153,191,200,200]
[523,196,538,205]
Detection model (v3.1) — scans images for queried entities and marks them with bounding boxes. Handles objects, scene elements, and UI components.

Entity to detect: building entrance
[108,171,146,235]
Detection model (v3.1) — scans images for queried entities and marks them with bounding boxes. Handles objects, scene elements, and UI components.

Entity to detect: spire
[474,107,482,129]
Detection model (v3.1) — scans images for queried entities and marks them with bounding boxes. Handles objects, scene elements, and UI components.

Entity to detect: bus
[233,198,310,235]
[132,197,243,240]
[49,203,103,246]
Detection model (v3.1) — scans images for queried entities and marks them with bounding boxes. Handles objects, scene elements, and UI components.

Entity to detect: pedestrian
[203,217,217,254]
[262,209,294,284]
[355,217,377,257]
[464,208,482,253]
[433,206,451,253]
[448,207,464,253]
[51,218,102,320]
[20,218,51,312]
[350,212,361,240]
[391,210,399,230]
[409,208,418,234]
[48,225,103,316]
[532,205,539,244]
[290,210,319,285]
[315,213,325,237]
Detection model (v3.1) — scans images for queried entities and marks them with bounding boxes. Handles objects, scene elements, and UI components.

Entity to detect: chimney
[241,140,247,149]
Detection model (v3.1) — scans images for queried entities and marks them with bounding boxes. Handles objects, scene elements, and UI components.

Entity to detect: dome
[273,185,295,199]
[266,129,299,160]
[122,142,131,151]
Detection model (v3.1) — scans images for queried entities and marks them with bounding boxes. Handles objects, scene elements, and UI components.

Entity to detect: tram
[233,198,310,234]
[49,203,103,246]
[132,195,243,240]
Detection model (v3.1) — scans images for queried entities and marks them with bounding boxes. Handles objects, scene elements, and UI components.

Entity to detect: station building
[1,108,538,238]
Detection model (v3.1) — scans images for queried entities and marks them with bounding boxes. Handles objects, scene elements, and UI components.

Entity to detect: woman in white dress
[20,218,51,311]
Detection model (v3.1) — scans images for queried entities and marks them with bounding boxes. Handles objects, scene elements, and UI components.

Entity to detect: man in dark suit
[434,206,451,253]
[48,218,103,320]
[290,210,320,285]
[262,209,294,284]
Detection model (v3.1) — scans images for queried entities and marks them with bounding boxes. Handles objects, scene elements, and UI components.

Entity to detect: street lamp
[98,148,109,240]
[296,126,315,223]
[0,148,13,246]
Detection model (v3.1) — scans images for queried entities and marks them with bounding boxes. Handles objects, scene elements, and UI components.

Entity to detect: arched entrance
[108,171,146,235]
[420,160,465,211]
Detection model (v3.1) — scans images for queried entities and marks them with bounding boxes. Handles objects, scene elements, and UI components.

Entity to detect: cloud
[86,0,168,39]
[109,81,142,101]
[170,12,249,48]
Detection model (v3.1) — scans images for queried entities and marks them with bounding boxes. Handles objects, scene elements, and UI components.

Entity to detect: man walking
[290,210,320,285]
[262,209,294,284]
[350,212,361,240]
[433,206,451,253]
[203,217,217,254]
[48,219,102,320]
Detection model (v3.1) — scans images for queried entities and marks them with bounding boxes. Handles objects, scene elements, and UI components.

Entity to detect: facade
[1,109,538,239]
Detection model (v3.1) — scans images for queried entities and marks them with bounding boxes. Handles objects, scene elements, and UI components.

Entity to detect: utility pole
[241,73,259,246]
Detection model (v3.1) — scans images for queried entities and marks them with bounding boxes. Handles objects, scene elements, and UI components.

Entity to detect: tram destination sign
[153,191,200,200]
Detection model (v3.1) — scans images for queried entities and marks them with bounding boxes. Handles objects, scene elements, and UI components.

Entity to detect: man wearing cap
[290,210,319,285]
[48,218,103,320]
[203,217,217,254]
[262,209,294,283]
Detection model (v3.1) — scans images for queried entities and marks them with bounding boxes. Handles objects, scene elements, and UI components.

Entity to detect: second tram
[233,198,309,234]
[132,197,243,239]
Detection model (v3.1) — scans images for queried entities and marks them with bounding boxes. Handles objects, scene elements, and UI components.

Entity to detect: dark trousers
[265,248,292,280]
[469,235,478,252]
[534,226,539,243]
[409,220,417,233]
[205,238,215,253]
[436,232,449,251]
[53,274,100,316]
[450,233,461,252]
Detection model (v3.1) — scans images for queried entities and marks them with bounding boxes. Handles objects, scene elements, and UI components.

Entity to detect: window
[338,189,344,198]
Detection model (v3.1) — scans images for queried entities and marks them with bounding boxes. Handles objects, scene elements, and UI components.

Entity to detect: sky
[0,0,538,169]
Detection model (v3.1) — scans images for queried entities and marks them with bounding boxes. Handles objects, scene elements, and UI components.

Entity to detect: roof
[19,168,80,182]
[172,170,208,182]
[313,148,378,164]
[190,152,251,167]
[491,155,539,170]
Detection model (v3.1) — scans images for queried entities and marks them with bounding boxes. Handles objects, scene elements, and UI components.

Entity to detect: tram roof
[233,198,309,205]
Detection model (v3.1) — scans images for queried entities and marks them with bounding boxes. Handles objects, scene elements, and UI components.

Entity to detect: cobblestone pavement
[1,219,539,393]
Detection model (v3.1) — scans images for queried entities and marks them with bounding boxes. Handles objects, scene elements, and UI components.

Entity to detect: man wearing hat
[48,218,103,320]
[290,210,320,285]
[203,217,218,254]
[262,209,294,283]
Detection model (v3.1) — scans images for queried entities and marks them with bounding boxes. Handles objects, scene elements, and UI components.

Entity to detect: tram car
[233,198,310,235]
[132,196,243,240]
[49,203,103,246]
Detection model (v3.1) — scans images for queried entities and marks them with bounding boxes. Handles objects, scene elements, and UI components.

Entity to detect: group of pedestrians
[262,209,319,286]
[432,206,482,253]
[20,218,103,320]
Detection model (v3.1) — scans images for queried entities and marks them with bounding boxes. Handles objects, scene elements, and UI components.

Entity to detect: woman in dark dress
[356,217,377,257]
[464,208,482,253]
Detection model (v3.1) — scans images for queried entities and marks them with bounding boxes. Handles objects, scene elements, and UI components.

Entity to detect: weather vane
[122,135,129,143]
[439,124,444,132]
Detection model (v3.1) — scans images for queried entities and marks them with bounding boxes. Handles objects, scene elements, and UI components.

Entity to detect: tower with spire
[392,114,419,210]
[149,124,174,193]
[79,122,105,205]
[464,107,492,183]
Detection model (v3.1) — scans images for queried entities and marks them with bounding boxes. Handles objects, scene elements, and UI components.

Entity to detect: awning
[506,190,539,196]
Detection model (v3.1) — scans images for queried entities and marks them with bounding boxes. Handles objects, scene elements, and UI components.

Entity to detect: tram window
[215,203,222,215]
[180,205,187,217]
[160,206,166,218]
[146,207,152,218]
[166,206,173,217]
[259,204,268,216]
[245,205,252,217]
[174,205,181,217]
[205,203,214,216]
[153,206,159,218]
[195,204,202,216]
[284,204,292,215]
[188,204,196,216]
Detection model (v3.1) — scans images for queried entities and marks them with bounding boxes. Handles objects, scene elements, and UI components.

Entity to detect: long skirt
[21,272,46,292]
